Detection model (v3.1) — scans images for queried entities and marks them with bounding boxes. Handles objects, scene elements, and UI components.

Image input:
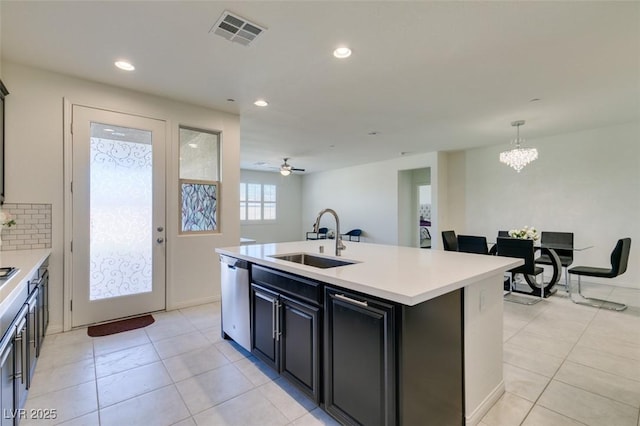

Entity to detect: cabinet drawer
[251,265,322,306]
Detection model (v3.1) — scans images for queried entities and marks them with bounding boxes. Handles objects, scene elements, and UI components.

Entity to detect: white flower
[0,210,16,227]
[509,225,539,240]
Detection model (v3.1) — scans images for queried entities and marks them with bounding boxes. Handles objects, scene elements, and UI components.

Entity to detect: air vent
[211,11,266,46]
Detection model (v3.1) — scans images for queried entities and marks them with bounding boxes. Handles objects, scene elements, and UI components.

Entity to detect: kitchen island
[217,240,522,425]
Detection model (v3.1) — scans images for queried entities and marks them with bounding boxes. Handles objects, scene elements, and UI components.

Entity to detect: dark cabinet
[279,295,320,402]
[324,286,464,426]
[251,283,321,403]
[0,259,49,426]
[0,332,14,426]
[324,287,396,426]
[13,306,28,412]
[26,288,38,389]
[250,266,322,404]
[243,261,464,425]
[251,284,279,369]
[35,268,49,356]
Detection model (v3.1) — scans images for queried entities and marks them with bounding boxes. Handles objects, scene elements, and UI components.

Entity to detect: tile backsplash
[0,203,52,251]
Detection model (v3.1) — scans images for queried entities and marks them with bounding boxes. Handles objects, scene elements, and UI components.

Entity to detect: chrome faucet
[313,208,346,256]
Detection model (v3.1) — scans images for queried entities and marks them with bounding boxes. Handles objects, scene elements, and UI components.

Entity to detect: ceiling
[1,1,638,174]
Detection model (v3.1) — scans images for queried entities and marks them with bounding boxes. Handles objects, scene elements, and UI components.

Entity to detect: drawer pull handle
[334,293,368,307]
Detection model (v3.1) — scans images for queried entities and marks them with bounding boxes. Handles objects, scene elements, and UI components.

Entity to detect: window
[179,126,220,233]
[240,183,276,221]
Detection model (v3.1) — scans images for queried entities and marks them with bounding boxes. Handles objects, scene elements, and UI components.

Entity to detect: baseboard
[45,324,64,336]
[466,380,505,426]
[167,295,220,311]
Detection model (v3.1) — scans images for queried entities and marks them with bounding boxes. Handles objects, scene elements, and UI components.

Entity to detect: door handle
[334,293,369,307]
[157,238,164,243]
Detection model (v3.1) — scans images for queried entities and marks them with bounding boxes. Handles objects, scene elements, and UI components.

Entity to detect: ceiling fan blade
[291,167,305,172]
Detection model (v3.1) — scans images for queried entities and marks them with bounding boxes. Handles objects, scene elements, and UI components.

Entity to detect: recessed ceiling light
[333,47,352,59]
[368,131,379,136]
[115,61,135,71]
[254,99,269,107]
[103,128,114,132]
[188,143,198,148]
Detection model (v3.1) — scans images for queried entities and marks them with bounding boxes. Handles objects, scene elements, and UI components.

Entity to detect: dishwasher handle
[220,255,248,270]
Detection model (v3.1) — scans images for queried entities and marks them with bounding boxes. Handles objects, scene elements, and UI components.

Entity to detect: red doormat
[87,314,155,337]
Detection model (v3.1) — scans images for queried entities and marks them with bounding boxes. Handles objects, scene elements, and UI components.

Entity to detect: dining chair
[489,231,511,255]
[568,237,631,311]
[457,235,489,255]
[306,227,328,240]
[536,231,574,290]
[442,230,458,251]
[341,229,362,242]
[496,237,545,305]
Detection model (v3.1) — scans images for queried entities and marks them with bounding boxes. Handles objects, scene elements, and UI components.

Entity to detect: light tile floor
[21,282,640,426]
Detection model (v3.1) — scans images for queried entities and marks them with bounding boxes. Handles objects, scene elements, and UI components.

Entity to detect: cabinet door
[14,309,28,411]
[0,335,14,426]
[251,284,278,370]
[37,269,49,355]
[26,290,38,389]
[325,288,396,426]
[280,295,320,403]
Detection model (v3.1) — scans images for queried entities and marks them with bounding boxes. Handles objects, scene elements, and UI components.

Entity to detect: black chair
[489,231,511,255]
[536,232,574,289]
[457,235,489,255]
[341,229,362,242]
[306,227,328,240]
[496,237,545,304]
[442,230,458,251]
[568,238,631,311]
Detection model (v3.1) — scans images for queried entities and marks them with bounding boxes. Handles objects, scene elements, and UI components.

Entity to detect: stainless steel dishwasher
[220,254,251,351]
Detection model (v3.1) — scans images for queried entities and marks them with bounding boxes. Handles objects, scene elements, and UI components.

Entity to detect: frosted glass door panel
[90,124,152,300]
[71,105,166,328]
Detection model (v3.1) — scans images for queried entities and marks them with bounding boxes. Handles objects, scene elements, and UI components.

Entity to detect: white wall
[302,152,442,247]
[3,62,240,331]
[449,122,640,287]
[239,169,303,243]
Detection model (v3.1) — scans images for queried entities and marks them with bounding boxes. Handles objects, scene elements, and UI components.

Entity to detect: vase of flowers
[508,225,539,241]
[0,210,16,246]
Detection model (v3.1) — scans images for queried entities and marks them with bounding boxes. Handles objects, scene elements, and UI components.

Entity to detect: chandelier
[499,120,538,173]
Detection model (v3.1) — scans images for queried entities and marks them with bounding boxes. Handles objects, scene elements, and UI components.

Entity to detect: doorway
[70,105,166,327]
[418,184,432,248]
[398,167,431,247]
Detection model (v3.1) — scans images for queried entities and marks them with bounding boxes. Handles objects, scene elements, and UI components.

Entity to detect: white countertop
[217,241,522,305]
[0,248,52,305]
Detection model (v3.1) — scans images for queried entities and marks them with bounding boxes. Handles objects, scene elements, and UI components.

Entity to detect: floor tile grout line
[92,338,102,426]
[562,351,640,383]
[517,301,603,425]
[552,374,640,411]
[97,382,176,412]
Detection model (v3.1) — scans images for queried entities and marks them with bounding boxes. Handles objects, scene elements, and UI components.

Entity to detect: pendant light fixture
[499,120,538,172]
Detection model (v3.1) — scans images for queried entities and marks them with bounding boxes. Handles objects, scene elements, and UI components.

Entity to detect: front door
[71,105,166,327]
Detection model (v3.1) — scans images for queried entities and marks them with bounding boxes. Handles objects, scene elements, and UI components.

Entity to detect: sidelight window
[179,126,220,233]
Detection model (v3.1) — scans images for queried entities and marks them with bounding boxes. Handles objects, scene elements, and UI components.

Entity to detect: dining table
[490,240,593,298]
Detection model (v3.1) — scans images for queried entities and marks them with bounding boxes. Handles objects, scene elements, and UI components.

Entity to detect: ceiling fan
[280,158,305,176]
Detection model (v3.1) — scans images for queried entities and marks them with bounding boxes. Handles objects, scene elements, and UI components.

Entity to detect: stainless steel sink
[269,253,358,269]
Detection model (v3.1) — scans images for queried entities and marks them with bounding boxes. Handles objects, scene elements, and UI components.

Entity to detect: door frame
[62,99,170,331]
